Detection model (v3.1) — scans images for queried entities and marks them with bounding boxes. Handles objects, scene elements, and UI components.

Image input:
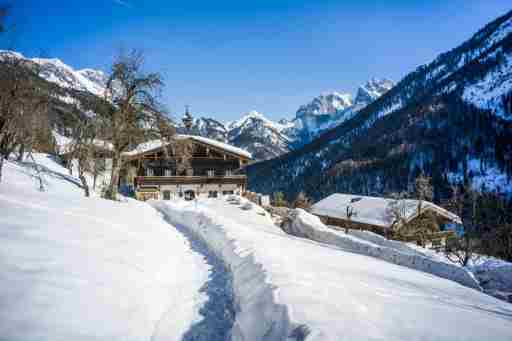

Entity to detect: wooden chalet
[311,193,462,249]
[121,134,252,201]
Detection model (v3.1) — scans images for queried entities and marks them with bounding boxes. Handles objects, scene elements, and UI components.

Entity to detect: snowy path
[173,223,236,341]
[0,156,211,341]
[156,197,512,341]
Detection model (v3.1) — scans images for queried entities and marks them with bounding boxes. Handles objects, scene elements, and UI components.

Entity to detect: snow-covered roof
[122,134,252,159]
[311,193,461,228]
[53,131,113,155]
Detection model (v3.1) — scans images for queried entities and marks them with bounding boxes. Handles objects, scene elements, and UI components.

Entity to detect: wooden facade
[319,212,456,250]
[121,136,251,201]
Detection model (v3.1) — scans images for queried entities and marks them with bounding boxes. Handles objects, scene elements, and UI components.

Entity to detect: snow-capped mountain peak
[355,78,395,105]
[296,92,353,118]
[0,50,107,97]
[228,110,292,133]
[289,78,394,146]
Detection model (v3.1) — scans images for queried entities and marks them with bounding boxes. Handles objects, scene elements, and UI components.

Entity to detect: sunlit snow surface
[0,155,209,341]
[157,197,512,341]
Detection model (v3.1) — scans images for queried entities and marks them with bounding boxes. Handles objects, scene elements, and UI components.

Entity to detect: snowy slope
[155,197,512,341]
[0,50,107,97]
[462,53,512,120]
[0,155,209,341]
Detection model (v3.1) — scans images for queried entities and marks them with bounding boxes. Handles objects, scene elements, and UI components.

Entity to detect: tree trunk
[77,158,90,197]
[17,143,25,162]
[107,152,120,200]
[0,156,4,183]
[79,172,90,197]
[93,172,97,190]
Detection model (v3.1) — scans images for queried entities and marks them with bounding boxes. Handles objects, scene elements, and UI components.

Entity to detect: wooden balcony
[136,175,247,186]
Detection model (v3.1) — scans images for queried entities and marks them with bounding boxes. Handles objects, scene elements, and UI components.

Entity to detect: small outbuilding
[311,193,462,249]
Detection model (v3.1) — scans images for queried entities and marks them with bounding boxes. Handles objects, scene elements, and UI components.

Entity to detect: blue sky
[4,0,512,122]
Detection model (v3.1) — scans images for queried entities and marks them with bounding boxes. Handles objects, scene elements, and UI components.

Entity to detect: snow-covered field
[155,197,512,341]
[0,155,210,341]
[2,154,512,341]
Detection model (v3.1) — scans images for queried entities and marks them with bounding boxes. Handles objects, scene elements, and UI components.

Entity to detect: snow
[154,197,512,341]
[53,131,113,155]
[447,158,512,193]
[462,52,512,120]
[185,135,252,158]
[283,209,480,289]
[32,57,106,97]
[0,50,106,97]
[470,259,512,301]
[311,193,461,229]
[376,99,403,118]
[400,239,512,303]
[227,111,292,134]
[123,134,252,159]
[0,155,210,341]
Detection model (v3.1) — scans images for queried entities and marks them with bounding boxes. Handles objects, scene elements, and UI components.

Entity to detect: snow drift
[0,155,210,341]
[153,197,512,341]
[152,200,295,341]
[282,209,481,290]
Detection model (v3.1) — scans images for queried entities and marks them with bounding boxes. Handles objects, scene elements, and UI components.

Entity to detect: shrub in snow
[471,261,512,303]
[240,202,253,210]
[226,195,242,205]
[282,209,481,290]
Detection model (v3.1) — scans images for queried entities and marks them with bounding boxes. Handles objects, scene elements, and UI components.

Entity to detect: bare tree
[101,49,166,200]
[345,204,357,234]
[67,111,99,197]
[409,174,439,246]
[0,53,50,183]
[171,138,193,176]
[443,185,481,266]
[415,174,433,213]
[386,191,409,237]
[292,191,311,210]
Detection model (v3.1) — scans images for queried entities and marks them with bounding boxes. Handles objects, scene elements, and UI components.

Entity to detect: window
[146,168,154,176]
[164,169,173,177]
[208,191,218,198]
[163,190,171,200]
[222,190,234,195]
[207,169,215,177]
[225,169,233,176]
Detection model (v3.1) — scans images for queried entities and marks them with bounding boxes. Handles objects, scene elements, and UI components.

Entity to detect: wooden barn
[311,193,461,249]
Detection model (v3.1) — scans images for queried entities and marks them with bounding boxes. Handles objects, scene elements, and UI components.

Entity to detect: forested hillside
[248,10,512,203]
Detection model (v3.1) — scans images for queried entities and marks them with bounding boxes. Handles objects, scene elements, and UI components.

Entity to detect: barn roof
[122,134,252,159]
[311,193,462,229]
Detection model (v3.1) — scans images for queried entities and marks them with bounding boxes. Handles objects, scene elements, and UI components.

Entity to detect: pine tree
[273,191,288,207]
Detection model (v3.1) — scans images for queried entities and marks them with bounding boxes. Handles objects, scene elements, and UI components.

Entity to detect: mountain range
[2,7,511,202]
[247,9,512,201]
[176,78,393,160]
[0,50,393,160]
